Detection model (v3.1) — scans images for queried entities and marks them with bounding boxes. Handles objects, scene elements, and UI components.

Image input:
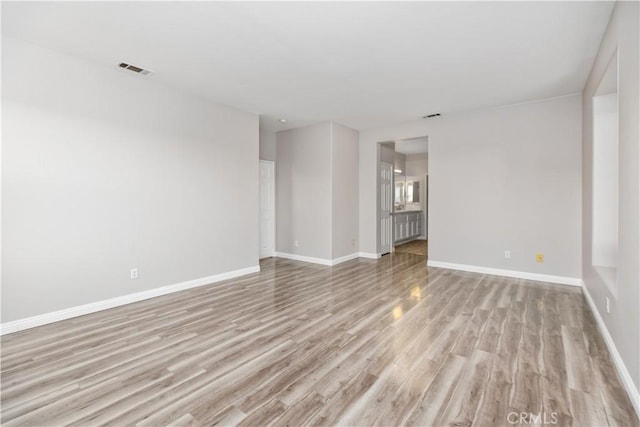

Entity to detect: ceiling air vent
[118,62,153,76]
[422,113,441,119]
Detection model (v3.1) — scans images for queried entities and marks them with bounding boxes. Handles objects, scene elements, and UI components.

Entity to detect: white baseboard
[581,282,640,418]
[275,252,360,266]
[275,252,332,266]
[331,253,360,265]
[358,252,382,259]
[0,265,261,336]
[426,260,582,287]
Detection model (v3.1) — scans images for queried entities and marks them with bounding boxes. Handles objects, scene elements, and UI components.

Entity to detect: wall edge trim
[426,260,582,286]
[275,252,361,266]
[358,252,382,259]
[581,281,640,418]
[0,265,261,336]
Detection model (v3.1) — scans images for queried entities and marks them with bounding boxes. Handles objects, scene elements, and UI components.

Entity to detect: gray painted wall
[276,122,332,259]
[2,37,259,322]
[428,97,582,277]
[405,153,428,176]
[360,95,582,279]
[581,1,639,390]
[379,144,396,164]
[394,152,406,174]
[276,121,359,261]
[331,123,359,259]
[259,126,276,161]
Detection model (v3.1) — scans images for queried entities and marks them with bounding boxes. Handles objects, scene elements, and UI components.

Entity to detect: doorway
[390,137,429,258]
[259,160,275,258]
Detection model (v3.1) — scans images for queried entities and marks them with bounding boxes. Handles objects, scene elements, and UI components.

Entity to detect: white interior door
[380,162,393,255]
[259,161,275,258]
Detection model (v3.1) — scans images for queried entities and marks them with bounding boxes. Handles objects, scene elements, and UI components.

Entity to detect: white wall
[360,95,582,279]
[259,126,276,161]
[591,93,618,271]
[405,153,428,176]
[276,122,332,259]
[1,38,259,323]
[276,121,358,262]
[331,123,359,258]
[582,0,639,392]
[379,143,395,165]
[394,152,406,174]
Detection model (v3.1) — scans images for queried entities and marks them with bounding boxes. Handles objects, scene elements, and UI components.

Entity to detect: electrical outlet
[130,268,138,280]
[606,297,610,314]
[536,253,544,263]
[352,238,357,248]
[294,240,299,247]
[504,250,511,259]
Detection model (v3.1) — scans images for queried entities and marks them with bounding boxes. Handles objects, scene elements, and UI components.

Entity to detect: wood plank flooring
[1,253,637,426]
[394,240,428,256]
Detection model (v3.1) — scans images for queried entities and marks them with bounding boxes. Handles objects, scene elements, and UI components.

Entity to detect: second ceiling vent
[118,62,153,76]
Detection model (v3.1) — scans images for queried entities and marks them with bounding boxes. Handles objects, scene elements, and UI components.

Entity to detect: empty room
[1,1,639,426]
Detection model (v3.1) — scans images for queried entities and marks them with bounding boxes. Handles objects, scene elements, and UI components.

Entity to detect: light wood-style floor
[394,240,428,257]
[1,253,637,427]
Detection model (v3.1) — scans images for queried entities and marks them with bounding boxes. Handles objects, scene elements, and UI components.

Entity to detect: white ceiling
[396,137,428,155]
[2,2,614,132]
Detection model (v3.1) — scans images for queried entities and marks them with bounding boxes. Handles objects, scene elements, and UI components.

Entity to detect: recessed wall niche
[591,50,618,296]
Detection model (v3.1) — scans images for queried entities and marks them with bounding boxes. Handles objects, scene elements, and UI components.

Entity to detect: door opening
[391,137,429,258]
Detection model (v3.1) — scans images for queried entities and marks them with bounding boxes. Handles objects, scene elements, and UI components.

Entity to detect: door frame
[259,160,276,259]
